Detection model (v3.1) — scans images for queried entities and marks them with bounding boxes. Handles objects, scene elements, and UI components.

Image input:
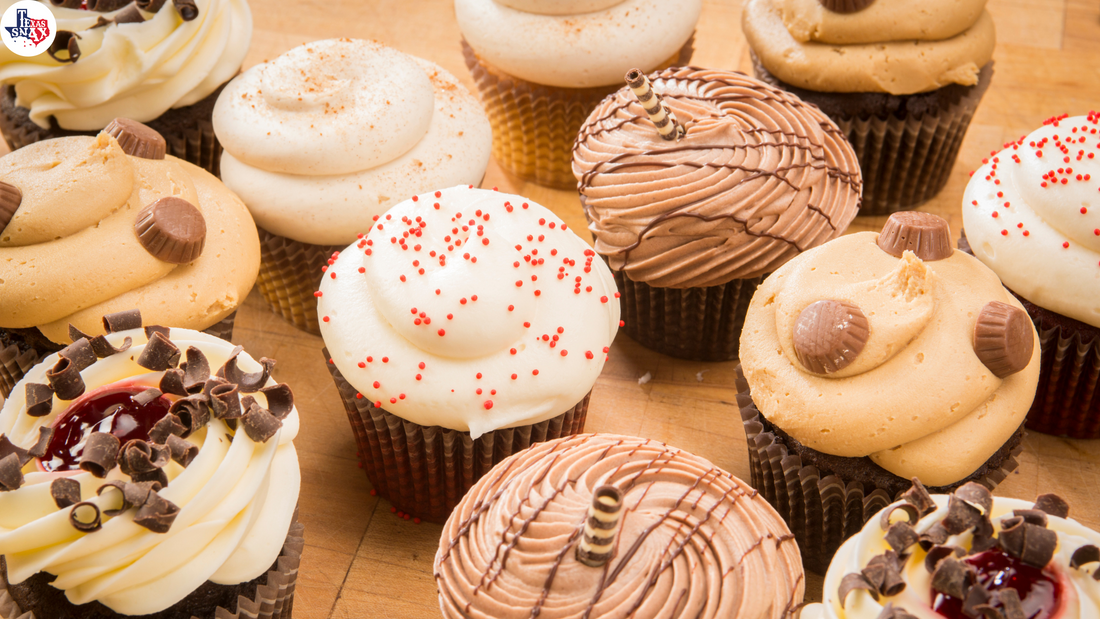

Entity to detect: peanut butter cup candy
[574,67,862,361]
[435,434,805,619]
[737,212,1040,572]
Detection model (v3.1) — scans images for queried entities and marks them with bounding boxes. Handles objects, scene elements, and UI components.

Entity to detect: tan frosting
[435,434,805,619]
[573,66,861,289]
[0,133,259,344]
[742,0,996,94]
[739,232,1041,486]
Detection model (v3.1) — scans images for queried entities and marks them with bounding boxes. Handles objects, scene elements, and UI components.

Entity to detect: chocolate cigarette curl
[136,331,181,371]
[133,492,179,533]
[103,309,142,333]
[0,181,22,231]
[119,439,170,476]
[623,68,683,141]
[51,477,82,508]
[221,347,276,392]
[0,453,23,492]
[88,334,133,358]
[79,432,120,478]
[167,435,199,467]
[258,383,295,419]
[69,502,102,532]
[47,359,85,400]
[1033,494,1070,519]
[25,382,54,417]
[575,485,623,568]
[47,31,81,63]
[133,387,163,406]
[242,404,282,443]
[998,518,1057,568]
[149,413,187,444]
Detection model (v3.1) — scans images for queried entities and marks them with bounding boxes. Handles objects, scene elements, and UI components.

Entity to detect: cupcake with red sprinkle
[317,185,620,522]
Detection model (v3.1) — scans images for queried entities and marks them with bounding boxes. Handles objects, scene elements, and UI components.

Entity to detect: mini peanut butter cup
[877,212,952,261]
[105,118,167,160]
[974,301,1034,378]
[134,197,206,264]
[793,299,869,374]
[0,180,22,231]
[819,0,875,13]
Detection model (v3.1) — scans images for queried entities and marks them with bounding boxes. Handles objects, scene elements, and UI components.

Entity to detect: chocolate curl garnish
[25,382,54,417]
[47,31,81,63]
[955,482,993,516]
[166,435,198,467]
[96,479,161,516]
[69,501,102,532]
[60,339,97,373]
[876,603,918,619]
[79,432,120,478]
[884,521,920,553]
[169,394,210,436]
[27,427,53,459]
[50,478,81,509]
[221,347,276,393]
[963,584,993,618]
[88,335,133,358]
[877,212,952,261]
[159,369,188,397]
[970,515,998,554]
[818,0,874,13]
[211,383,242,420]
[925,545,960,573]
[181,346,211,385]
[931,556,973,599]
[172,0,198,20]
[133,387,163,407]
[942,495,983,535]
[974,301,1034,379]
[880,503,921,530]
[103,309,142,333]
[0,435,32,466]
[1071,545,1100,569]
[861,550,906,597]
[993,589,1026,619]
[0,453,23,492]
[118,439,170,477]
[90,16,112,28]
[112,4,144,23]
[136,331,181,371]
[998,516,1057,568]
[0,181,22,232]
[241,402,282,443]
[135,197,206,263]
[1011,509,1048,527]
[901,478,937,517]
[624,69,683,141]
[50,0,83,7]
[576,485,624,567]
[1034,494,1069,519]
[131,467,168,487]
[793,298,870,375]
[149,413,187,444]
[135,0,168,10]
[133,491,179,533]
[105,118,167,160]
[919,523,951,550]
[85,0,131,10]
[144,325,170,339]
[257,384,294,420]
[839,572,878,606]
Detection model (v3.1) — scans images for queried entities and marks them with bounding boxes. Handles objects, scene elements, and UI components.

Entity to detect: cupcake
[961,112,1100,438]
[213,39,492,334]
[0,120,260,399]
[0,309,302,618]
[318,186,620,522]
[742,0,995,214]
[806,481,1098,619]
[457,0,699,189]
[573,66,861,361]
[0,0,251,175]
[435,433,805,618]
[738,211,1040,573]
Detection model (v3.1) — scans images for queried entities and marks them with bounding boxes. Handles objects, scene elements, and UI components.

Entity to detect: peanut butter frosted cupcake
[435,434,805,619]
[457,0,699,189]
[214,39,492,334]
[573,66,861,361]
[0,120,260,399]
[738,212,1039,572]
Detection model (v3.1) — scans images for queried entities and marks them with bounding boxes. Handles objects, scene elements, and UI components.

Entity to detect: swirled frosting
[0,327,300,615]
[738,231,1040,486]
[962,113,1100,328]
[573,67,861,289]
[0,0,251,130]
[318,187,619,439]
[742,0,995,94]
[811,495,1100,619]
[214,39,492,247]
[434,434,805,619]
[0,132,260,345]
[454,0,701,88]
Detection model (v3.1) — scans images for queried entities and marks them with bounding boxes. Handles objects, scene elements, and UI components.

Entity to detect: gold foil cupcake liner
[461,36,694,189]
[736,364,1023,573]
[256,228,344,336]
[324,347,590,523]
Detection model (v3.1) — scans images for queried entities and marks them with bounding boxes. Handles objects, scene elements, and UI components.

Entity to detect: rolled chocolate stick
[625,68,684,141]
[576,485,624,567]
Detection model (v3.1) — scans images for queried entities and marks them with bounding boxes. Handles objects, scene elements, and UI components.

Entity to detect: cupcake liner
[736,364,1023,573]
[461,35,694,190]
[0,513,304,619]
[0,83,228,176]
[752,55,992,215]
[256,228,344,336]
[200,311,238,342]
[324,347,590,523]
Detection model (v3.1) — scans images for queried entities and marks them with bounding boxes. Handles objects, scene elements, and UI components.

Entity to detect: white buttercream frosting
[318,186,620,439]
[962,113,1100,328]
[214,39,492,247]
[0,328,300,615]
[455,0,701,88]
[0,0,251,130]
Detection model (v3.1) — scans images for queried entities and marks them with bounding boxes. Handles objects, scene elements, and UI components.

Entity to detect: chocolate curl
[172,0,198,20]
[211,383,242,420]
[144,325,170,340]
[993,589,1026,619]
[876,603,918,619]
[47,31,81,63]
[1011,509,1048,527]
[148,413,187,444]
[955,482,994,516]
[861,550,906,597]
[96,479,160,516]
[79,432,120,478]
[1034,494,1069,519]
[901,478,938,517]
[60,339,97,373]
[962,584,992,618]
[181,346,211,386]
[0,181,22,232]
[924,545,959,573]
[68,324,90,342]
[998,516,1057,568]
[85,0,130,10]
[135,0,168,10]
[931,556,972,599]
[27,427,53,459]
[166,435,198,467]
[970,515,998,555]
[884,521,920,554]
[133,492,179,533]
[131,467,168,488]
[624,68,683,141]
[221,347,276,393]
[47,357,85,400]
[69,502,102,532]
[159,369,188,397]
[136,331,181,371]
[839,572,878,607]
[0,435,31,465]
[88,335,133,358]
[49,0,84,7]
[241,403,282,443]
[0,453,23,492]
[1071,545,1100,569]
[575,485,624,568]
[112,4,144,23]
[169,394,210,436]
[879,502,921,530]
[50,478,81,509]
[118,439,170,477]
[103,309,142,333]
[133,387,163,406]
[25,382,54,417]
[942,495,983,535]
[258,384,295,420]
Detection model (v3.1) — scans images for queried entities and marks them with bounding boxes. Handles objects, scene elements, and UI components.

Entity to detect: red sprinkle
[438,329,446,336]
[483,400,494,410]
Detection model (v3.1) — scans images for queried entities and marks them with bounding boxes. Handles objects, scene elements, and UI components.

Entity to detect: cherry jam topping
[40,384,171,472]
[933,547,1061,619]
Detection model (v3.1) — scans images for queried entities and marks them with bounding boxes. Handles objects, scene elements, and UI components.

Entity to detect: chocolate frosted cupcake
[738,212,1040,573]
[961,113,1100,438]
[573,66,861,361]
[435,434,805,618]
[0,120,260,398]
[214,39,492,334]
[743,0,995,214]
[0,310,302,618]
[457,0,699,189]
[318,186,620,522]
[0,0,252,175]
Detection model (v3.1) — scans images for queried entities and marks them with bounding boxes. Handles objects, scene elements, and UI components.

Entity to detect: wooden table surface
[12,0,1100,617]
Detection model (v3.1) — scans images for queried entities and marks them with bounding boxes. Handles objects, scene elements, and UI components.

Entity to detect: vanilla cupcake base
[256,228,343,336]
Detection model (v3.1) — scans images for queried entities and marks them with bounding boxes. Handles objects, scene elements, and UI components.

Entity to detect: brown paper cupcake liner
[256,228,344,336]
[0,83,227,176]
[324,347,589,523]
[462,35,694,190]
[0,341,41,400]
[0,512,304,619]
[752,55,992,215]
[736,364,1023,573]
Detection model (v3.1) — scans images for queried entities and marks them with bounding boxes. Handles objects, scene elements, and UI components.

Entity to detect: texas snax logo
[1,1,57,57]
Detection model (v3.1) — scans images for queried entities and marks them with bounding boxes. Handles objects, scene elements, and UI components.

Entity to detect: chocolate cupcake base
[736,365,1023,574]
[324,348,590,523]
[256,228,343,336]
